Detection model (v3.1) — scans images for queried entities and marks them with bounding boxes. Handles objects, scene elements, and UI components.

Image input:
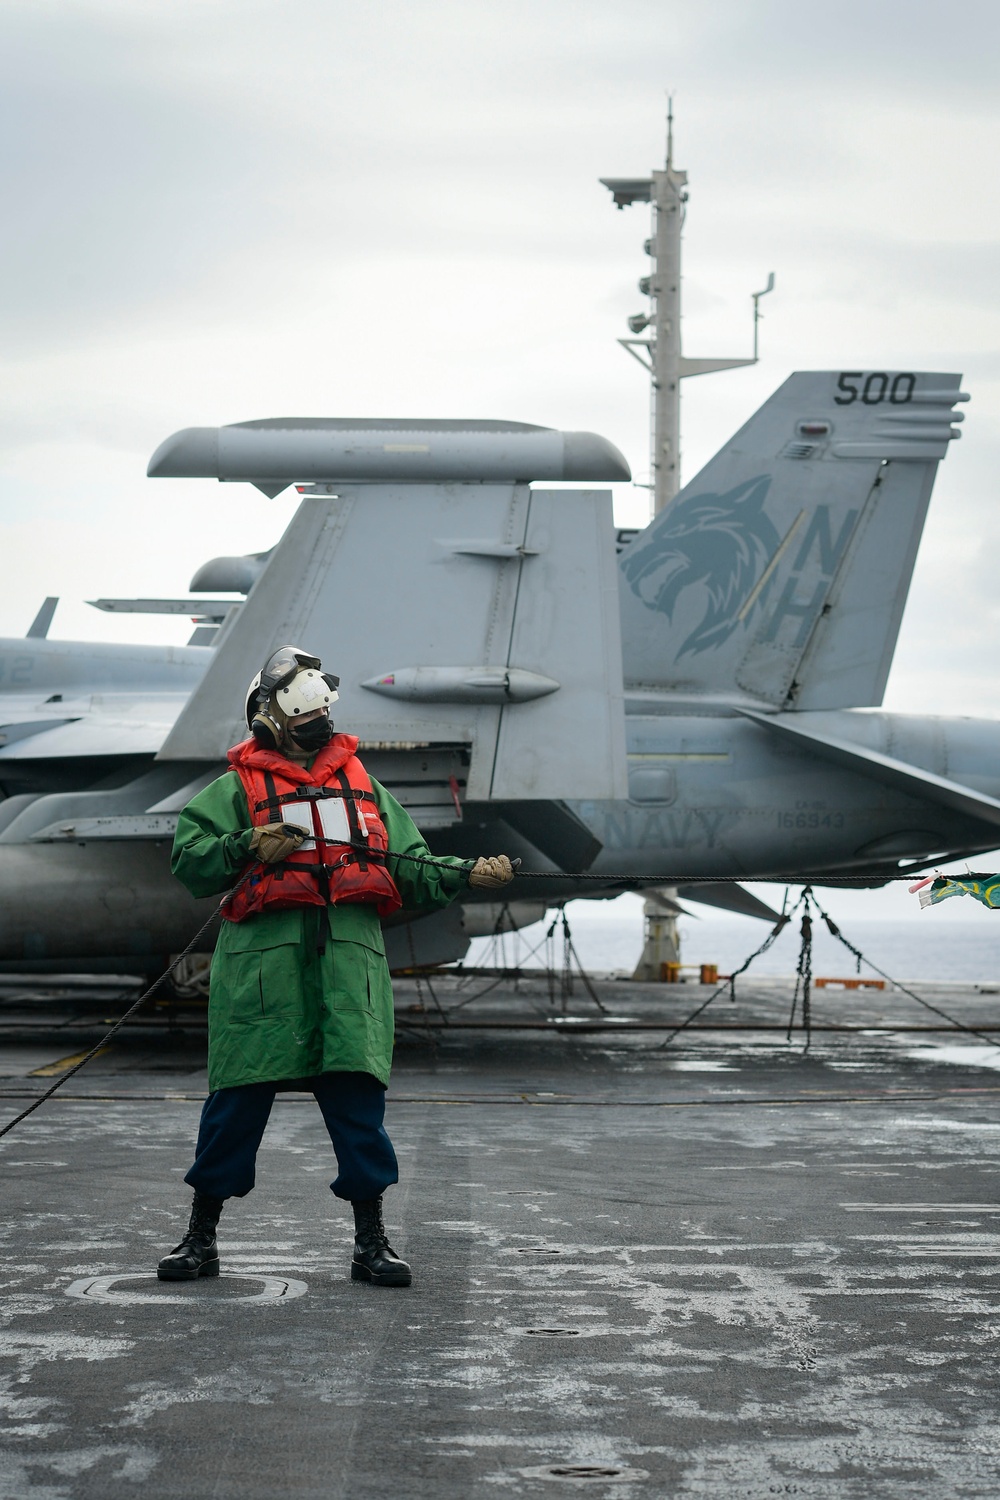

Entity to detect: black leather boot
[157,1193,223,1281]
[351,1197,411,1287]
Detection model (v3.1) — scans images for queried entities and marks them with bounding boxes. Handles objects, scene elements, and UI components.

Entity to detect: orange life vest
[224,734,402,923]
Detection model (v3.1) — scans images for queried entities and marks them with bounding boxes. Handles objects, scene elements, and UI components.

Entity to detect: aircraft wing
[0,636,209,761]
[676,881,783,922]
[0,693,192,758]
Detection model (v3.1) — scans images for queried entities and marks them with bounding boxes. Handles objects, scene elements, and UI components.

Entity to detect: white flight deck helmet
[245,645,340,750]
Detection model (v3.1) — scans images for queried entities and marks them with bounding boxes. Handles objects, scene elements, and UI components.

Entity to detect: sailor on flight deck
[159,644,514,1287]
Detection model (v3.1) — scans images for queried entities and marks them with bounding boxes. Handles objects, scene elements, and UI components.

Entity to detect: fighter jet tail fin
[26,598,58,639]
[618,371,967,710]
[157,480,628,807]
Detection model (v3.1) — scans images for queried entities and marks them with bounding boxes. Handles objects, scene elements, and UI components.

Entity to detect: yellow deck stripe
[30,1047,110,1078]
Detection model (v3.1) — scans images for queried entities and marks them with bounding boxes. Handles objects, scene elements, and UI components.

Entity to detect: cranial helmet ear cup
[251,711,283,750]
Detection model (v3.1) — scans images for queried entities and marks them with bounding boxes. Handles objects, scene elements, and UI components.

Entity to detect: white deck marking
[65,1272,308,1304]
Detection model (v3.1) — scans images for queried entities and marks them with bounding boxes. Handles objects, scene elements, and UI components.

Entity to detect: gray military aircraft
[0,370,993,975]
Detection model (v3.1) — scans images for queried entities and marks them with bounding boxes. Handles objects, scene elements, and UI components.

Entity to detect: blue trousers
[184,1072,399,1203]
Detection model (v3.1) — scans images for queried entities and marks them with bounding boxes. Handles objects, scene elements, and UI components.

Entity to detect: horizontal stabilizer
[470,799,603,872]
[0,719,80,750]
[742,710,1000,830]
[676,881,782,922]
[89,598,239,621]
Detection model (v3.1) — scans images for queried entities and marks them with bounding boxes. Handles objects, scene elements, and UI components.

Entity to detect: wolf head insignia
[621,475,778,656]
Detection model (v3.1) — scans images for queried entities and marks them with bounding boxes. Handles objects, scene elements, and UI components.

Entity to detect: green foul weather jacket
[171,767,471,1091]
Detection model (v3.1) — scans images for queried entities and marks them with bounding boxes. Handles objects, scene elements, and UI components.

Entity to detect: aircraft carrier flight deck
[1,973,999,1499]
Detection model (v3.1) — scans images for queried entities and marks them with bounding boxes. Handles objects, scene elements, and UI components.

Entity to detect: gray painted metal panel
[31,813,179,841]
[0,718,80,748]
[0,636,209,693]
[0,840,212,960]
[469,799,603,871]
[491,489,626,800]
[147,418,630,488]
[25,597,58,639]
[675,881,781,921]
[0,696,191,758]
[0,765,204,845]
[741,708,1000,829]
[791,460,938,710]
[190,553,271,593]
[617,371,966,711]
[155,485,521,790]
[155,484,626,804]
[89,598,241,618]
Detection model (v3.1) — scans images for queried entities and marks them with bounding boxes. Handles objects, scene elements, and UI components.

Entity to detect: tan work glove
[469,854,515,890]
[250,822,309,863]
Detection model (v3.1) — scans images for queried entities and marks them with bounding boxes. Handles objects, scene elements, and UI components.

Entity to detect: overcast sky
[1,0,998,730]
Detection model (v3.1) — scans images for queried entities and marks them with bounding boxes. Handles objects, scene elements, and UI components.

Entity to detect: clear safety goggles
[258,646,339,701]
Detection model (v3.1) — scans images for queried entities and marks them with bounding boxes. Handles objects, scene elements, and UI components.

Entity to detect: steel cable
[381,842,973,887]
[654,889,800,1050]
[809,891,1000,1053]
[1,842,994,1143]
[0,867,257,1142]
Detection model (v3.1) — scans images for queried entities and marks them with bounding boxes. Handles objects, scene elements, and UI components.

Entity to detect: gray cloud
[3,0,996,352]
[0,0,998,715]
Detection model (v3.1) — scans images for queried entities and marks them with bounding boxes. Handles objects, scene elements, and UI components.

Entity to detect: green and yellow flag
[913,874,1000,910]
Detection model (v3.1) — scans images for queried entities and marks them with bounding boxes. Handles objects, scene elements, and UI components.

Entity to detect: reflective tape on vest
[280,796,353,849]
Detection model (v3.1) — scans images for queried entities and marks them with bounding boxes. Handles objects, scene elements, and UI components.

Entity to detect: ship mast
[601,103,774,516]
[601,109,775,981]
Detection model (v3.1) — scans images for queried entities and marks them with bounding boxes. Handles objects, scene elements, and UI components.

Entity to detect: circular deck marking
[512,1325,608,1339]
[65,1272,308,1305]
[519,1464,648,1484]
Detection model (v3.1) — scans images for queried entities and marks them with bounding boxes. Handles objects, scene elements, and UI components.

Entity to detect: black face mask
[289,715,334,751]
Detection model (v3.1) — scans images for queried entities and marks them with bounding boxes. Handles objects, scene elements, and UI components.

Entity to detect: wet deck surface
[1,973,1000,1498]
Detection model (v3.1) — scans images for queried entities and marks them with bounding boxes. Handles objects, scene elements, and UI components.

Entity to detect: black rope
[482,907,543,1014]
[655,890,800,1050]
[810,890,1000,1053]
[545,910,560,1010]
[786,891,814,1051]
[0,865,258,1142]
[558,909,610,1015]
[653,880,1000,1058]
[438,910,573,1017]
[374,841,955,887]
[4,836,995,1142]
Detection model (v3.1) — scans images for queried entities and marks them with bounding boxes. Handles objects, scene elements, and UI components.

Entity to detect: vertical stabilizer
[618,371,967,710]
[157,483,626,803]
[26,598,58,639]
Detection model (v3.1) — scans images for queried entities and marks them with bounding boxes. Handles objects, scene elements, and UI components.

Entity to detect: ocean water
[464,885,1000,985]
